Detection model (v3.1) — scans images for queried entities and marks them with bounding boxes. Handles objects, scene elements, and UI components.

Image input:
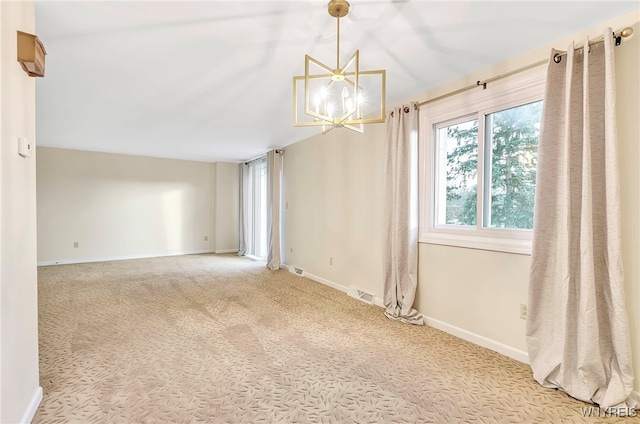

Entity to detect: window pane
[247,158,268,259]
[436,119,478,226]
[485,101,542,229]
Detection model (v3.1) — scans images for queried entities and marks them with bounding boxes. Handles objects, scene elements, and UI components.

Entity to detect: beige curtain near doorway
[383,103,423,325]
[266,149,283,270]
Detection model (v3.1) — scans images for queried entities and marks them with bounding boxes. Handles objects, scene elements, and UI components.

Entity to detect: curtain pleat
[526,28,637,409]
[266,150,282,270]
[383,103,423,325]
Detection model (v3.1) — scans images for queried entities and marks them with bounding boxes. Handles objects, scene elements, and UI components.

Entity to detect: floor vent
[348,287,375,305]
[289,266,305,277]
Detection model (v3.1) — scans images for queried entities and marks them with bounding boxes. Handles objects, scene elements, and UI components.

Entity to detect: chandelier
[293,0,386,134]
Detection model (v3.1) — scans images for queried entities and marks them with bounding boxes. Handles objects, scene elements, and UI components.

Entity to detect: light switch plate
[18,137,32,158]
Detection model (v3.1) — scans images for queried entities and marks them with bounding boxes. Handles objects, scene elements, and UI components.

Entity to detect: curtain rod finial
[620,27,633,38]
[616,27,633,46]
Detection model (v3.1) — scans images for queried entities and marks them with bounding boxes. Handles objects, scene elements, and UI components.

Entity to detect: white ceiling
[34,1,638,163]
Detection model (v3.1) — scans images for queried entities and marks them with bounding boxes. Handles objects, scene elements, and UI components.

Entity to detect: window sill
[419,230,532,255]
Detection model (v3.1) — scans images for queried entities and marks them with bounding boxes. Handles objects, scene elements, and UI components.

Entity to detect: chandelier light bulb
[345,98,354,115]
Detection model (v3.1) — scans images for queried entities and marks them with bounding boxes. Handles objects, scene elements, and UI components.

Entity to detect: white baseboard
[284,265,384,306]
[214,249,239,254]
[283,264,529,365]
[423,316,530,365]
[302,271,349,294]
[20,386,42,424]
[281,264,346,292]
[37,249,214,266]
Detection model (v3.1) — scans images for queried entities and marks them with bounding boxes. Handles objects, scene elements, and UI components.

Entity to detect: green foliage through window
[486,101,542,229]
[441,120,478,226]
[439,101,542,229]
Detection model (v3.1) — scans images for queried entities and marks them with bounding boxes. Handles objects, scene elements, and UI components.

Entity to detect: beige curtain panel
[383,103,423,325]
[527,28,637,409]
[266,150,283,271]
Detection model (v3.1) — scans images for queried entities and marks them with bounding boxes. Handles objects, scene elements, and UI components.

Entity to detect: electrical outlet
[73,242,79,248]
[204,236,208,241]
[290,248,293,253]
[18,137,32,158]
[329,256,333,265]
[520,303,527,320]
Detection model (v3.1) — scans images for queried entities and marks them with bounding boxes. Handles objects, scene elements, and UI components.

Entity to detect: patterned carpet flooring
[34,254,632,423]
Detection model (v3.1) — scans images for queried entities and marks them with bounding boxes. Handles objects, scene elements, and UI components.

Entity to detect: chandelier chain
[336,16,340,70]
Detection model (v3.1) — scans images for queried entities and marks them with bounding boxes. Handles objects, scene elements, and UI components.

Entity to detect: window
[483,102,541,229]
[420,68,545,254]
[245,157,268,259]
[435,116,478,227]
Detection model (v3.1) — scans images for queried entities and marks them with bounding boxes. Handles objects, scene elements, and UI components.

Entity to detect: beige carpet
[33,253,629,423]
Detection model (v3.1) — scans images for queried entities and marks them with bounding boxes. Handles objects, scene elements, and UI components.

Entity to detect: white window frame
[419,67,546,255]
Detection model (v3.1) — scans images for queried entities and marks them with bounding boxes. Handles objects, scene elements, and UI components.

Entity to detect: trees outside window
[441,101,542,229]
[420,68,545,254]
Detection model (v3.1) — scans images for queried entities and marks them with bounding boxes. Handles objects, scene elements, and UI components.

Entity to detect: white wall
[283,125,386,296]
[616,16,640,399]
[283,10,640,391]
[0,1,42,422]
[213,162,239,253]
[36,147,237,264]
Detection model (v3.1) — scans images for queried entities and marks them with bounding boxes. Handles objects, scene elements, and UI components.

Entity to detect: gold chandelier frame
[293,0,386,134]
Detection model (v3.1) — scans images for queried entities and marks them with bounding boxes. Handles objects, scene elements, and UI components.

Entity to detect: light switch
[18,137,32,158]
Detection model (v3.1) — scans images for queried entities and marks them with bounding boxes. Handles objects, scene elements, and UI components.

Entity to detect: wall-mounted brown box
[17,30,46,77]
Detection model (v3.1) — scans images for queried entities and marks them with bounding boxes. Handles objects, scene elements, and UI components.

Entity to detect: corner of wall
[210,162,217,251]
[212,162,239,252]
[1,1,41,422]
